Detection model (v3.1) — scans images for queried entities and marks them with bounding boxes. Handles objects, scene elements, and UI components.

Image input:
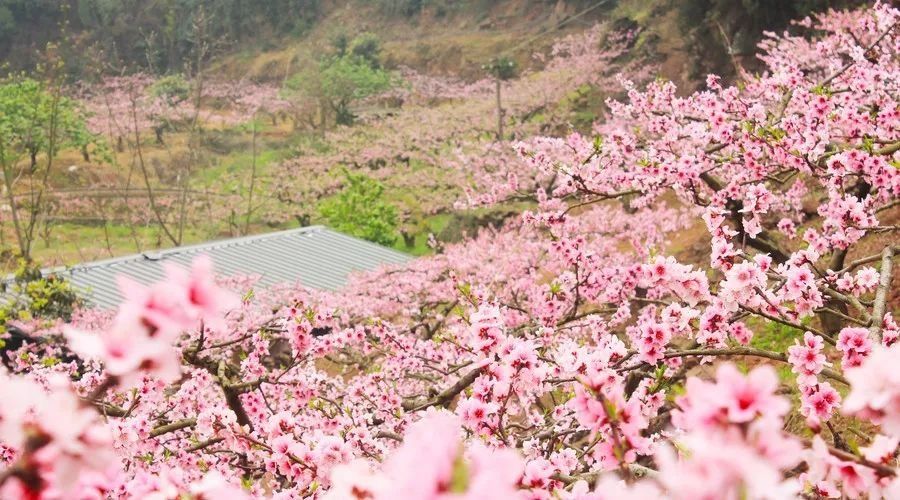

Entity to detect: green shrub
[0,260,80,325]
[0,77,95,172]
[375,0,425,17]
[150,74,191,105]
[318,171,399,246]
[349,32,383,69]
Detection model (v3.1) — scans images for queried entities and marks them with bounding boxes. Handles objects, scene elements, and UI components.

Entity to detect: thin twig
[664,348,849,385]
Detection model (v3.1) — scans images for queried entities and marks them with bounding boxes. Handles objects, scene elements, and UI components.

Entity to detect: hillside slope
[0,0,866,270]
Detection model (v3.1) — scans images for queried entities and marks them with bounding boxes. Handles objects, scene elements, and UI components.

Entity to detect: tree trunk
[244,122,258,235]
[402,230,415,248]
[2,164,27,259]
[495,77,503,141]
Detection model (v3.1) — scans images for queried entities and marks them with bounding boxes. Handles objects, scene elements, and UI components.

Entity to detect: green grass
[197,147,285,192]
[612,0,657,24]
[19,222,211,268]
[10,14,612,270]
[194,123,298,191]
[749,320,803,353]
[745,320,805,382]
[393,213,453,255]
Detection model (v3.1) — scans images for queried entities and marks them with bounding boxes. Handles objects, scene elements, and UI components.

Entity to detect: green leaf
[448,450,470,493]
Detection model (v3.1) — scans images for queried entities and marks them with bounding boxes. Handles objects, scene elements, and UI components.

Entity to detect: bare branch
[870,246,895,342]
[403,366,484,411]
[149,418,196,438]
[664,348,849,385]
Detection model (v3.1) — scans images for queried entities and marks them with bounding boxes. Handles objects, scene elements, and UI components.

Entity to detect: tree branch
[149,418,197,438]
[664,348,848,385]
[403,366,484,411]
[870,245,894,342]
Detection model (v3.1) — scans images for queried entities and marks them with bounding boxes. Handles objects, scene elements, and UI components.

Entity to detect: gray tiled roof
[23,226,411,310]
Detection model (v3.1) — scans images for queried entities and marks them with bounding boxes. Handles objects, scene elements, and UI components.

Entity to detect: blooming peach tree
[2,3,900,499]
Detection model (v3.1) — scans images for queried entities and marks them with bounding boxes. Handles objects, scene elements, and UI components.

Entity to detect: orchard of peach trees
[1,1,900,499]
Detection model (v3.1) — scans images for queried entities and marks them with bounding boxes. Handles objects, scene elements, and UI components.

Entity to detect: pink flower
[66,315,182,386]
[788,332,828,385]
[675,364,789,429]
[568,475,662,499]
[381,411,462,497]
[802,436,877,499]
[843,344,900,436]
[777,218,797,237]
[521,458,553,490]
[861,434,898,465]
[854,267,880,292]
[634,321,672,364]
[463,443,523,499]
[325,459,389,500]
[717,364,787,424]
[468,304,506,354]
[883,313,899,347]
[0,374,116,495]
[656,432,800,499]
[837,327,873,368]
[729,322,753,345]
[326,411,524,499]
[163,256,240,330]
[65,257,237,386]
[188,471,250,499]
[314,435,354,476]
[799,382,841,423]
[456,397,498,430]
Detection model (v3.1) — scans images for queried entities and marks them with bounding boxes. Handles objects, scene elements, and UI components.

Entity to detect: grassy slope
[1,1,609,267]
[6,0,697,270]
[211,0,611,82]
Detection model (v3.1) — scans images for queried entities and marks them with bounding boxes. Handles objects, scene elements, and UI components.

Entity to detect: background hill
[0,0,864,270]
[0,1,862,85]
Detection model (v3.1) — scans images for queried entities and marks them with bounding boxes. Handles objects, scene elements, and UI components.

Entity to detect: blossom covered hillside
[10,21,645,266]
[1,2,900,499]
